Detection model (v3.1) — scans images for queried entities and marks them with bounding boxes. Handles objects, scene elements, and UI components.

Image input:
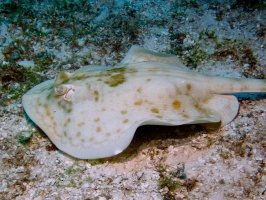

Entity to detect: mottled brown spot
[94,90,99,101]
[146,78,151,82]
[176,88,182,95]
[128,68,138,73]
[151,108,159,113]
[123,119,129,123]
[194,102,208,114]
[81,138,85,143]
[183,114,190,118]
[76,132,81,137]
[77,122,85,127]
[172,100,181,110]
[194,102,201,110]
[94,118,100,122]
[64,118,71,127]
[72,74,87,81]
[134,100,143,106]
[89,137,94,142]
[156,115,163,119]
[58,100,73,112]
[57,71,70,82]
[46,110,51,116]
[186,84,192,91]
[104,67,126,87]
[96,126,101,132]
[202,95,212,104]
[120,110,127,114]
[116,129,121,133]
[137,87,142,93]
[105,132,111,137]
[63,131,67,137]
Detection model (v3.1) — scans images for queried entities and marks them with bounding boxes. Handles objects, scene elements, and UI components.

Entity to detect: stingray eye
[54,84,75,101]
[54,85,68,96]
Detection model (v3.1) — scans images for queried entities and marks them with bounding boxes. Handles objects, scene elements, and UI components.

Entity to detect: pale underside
[22,46,266,159]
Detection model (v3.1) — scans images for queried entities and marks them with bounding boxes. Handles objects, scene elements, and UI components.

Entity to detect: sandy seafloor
[0,0,266,199]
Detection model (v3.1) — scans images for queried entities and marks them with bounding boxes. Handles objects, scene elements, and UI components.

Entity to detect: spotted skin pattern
[22,46,266,159]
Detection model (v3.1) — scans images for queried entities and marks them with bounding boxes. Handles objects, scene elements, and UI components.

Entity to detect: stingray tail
[209,76,266,94]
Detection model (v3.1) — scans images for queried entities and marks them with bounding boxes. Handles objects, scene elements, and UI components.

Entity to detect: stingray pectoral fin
[203,94,239,127]
[54,124,139,160]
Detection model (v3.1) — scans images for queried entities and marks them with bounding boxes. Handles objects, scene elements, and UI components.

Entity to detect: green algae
[0,63,45,106]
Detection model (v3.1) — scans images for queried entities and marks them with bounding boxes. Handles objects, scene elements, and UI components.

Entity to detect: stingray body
[22,46,266,159]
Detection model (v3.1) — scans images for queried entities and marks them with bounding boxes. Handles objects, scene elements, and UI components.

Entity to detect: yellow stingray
[22,46,266,159]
